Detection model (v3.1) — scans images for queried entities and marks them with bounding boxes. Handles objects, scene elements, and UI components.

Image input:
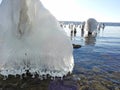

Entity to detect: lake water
[70,26,120,72]
[64,25,120,88]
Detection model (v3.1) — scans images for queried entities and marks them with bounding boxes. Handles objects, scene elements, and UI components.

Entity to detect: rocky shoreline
[0,70,120,90]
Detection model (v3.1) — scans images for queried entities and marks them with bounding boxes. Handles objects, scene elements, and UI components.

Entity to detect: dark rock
[72,44,81,49]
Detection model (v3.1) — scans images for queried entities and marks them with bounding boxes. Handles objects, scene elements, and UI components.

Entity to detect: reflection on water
[84,36,96,45]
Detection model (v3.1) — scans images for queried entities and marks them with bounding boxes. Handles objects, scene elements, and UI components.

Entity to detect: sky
[40,0,120,22]
[0,0,120,22]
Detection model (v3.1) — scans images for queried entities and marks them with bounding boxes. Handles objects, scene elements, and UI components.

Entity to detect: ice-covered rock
[0,0,74,78]
[84,18,98,37]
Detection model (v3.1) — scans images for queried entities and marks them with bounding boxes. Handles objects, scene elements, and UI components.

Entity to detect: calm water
[70,26,120,73]
[64,25,120,84]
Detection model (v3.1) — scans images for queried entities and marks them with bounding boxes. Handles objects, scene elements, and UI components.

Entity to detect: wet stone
[73,44,82,49]
[0,69,120,90]
[0,73,80,90]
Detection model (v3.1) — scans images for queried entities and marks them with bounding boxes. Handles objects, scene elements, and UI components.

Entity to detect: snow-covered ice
[84,18,98,37]
[0,0,74,78]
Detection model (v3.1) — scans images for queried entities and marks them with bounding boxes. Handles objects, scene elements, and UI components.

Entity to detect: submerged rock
[0,73,79,90]
[72,44,81,49]
[48,80,79,90]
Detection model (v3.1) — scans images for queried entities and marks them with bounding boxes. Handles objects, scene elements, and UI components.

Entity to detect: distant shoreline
[59,21,120,26]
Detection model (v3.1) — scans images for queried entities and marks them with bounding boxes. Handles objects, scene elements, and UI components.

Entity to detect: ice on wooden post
[84,18,98,37]
[0,0,74,78]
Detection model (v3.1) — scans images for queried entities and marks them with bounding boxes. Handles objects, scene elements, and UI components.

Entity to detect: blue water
[65,26,120,74]
[70,26,120,74]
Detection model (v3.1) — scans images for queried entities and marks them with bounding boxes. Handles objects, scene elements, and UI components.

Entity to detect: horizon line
[59,21,120,23]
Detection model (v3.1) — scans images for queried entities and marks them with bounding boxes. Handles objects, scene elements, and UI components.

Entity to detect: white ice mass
[0,0,74,78]
[84,18,98,37]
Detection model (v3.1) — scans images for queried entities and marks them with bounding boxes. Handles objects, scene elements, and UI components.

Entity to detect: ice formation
[84,18,98,37]
[0,0,74,78]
